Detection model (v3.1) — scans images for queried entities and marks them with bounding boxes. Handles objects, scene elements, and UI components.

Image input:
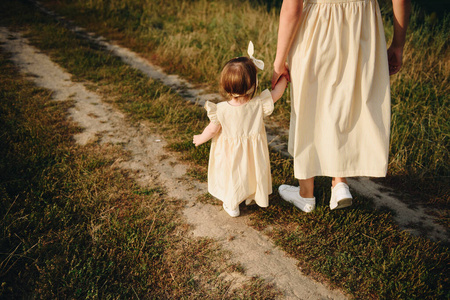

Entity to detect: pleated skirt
[288,0,391,179]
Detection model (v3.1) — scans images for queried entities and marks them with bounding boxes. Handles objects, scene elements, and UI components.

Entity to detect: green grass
[0,0,449,298]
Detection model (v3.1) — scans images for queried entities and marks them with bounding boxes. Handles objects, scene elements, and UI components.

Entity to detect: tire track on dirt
[0,27,347,299]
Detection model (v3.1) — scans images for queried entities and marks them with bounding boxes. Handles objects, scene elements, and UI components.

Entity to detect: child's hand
[276,75,289,91]
[193,122,220,147]
[280,74,289,88]
[271,75,289,103]
[193,135,201,147]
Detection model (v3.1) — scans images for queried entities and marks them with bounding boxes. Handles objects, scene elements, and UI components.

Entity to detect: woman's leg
[279,178,316,213]
[330,177,352,210]
[332,177,347,188]
[299,177,315,198]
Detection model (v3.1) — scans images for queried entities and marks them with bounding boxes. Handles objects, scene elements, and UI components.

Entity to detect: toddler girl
[193,42,287,217]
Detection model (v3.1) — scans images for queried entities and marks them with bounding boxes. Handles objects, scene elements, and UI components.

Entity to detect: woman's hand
[388,0,411,75]
[272,62,290,89]
[387,45,403,75]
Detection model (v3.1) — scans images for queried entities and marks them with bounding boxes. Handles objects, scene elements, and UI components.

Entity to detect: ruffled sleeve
[259,89,274,117]
[204,101,220,125]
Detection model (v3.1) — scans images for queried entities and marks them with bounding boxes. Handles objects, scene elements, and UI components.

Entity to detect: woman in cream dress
[272,0,411,212]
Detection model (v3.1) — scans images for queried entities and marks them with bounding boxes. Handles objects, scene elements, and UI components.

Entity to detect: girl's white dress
[205,90,274,210]
[288,0,391,179]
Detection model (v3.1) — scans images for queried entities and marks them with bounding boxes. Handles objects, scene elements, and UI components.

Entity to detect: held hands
[278,74,289,89]
[270,73,289,103]
[271,62,291,89]
[387,45,403,75]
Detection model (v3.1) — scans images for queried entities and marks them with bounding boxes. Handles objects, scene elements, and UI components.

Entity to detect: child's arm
[193,122,221,147]
[270,75,288,103]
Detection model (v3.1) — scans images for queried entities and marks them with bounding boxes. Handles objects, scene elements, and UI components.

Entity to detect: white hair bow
[248,41,264,70]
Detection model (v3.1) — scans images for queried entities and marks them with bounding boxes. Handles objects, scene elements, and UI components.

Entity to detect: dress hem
[294,170,387,180]
[208,190,271,210]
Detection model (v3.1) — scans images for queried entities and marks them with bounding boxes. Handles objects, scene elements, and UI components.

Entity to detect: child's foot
[278,185,315,213]
[223,203,240,217]
[245,198,256,206]
[330,182,353,210]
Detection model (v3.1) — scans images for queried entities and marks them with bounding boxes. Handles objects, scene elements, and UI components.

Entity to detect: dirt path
[0,27,349,299]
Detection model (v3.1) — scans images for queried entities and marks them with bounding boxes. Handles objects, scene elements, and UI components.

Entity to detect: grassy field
[0,0,449,298]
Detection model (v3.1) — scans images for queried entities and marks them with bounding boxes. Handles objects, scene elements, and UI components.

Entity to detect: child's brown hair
[220,57,258,100]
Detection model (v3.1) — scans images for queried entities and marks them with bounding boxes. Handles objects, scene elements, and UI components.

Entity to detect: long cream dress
[288,0,391,179]
[205,90,274,210]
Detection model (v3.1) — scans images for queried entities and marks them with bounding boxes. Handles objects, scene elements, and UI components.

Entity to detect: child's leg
[222,200,240,217]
